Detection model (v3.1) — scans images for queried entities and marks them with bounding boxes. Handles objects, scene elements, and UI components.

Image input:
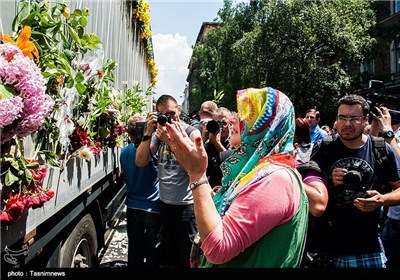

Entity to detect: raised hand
[166,120,208,180]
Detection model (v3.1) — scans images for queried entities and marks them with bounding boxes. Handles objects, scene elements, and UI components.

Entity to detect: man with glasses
[305,109,328,143]
[310,94,400,268]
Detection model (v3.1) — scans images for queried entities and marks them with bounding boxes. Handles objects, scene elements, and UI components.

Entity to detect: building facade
[354,0,400,98]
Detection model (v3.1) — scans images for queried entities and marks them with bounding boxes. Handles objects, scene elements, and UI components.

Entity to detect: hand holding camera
[206,120,223,134]
[331,165,370,208]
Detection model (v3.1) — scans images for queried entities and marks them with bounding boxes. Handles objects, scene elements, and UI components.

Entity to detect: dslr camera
[157,112,172,126]
[366,80,400,123]
[333,163,370,208]
[206,120,224,134]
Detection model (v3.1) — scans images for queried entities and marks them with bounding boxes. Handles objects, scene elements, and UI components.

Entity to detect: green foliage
[116,83,155,124]
[191,0,376,125]
[213,89,225,105]
[3,0,151,160]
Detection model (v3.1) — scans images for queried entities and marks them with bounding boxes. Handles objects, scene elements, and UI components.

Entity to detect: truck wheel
[60,214,98,268]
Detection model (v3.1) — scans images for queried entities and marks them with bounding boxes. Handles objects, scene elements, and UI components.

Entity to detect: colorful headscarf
[214,87,296,215]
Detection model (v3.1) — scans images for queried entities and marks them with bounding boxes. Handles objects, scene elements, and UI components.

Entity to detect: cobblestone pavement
[98,206,128,268]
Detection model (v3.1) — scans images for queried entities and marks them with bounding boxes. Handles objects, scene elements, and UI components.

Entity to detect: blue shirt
[310,124,328,143]
[120,143,160,213]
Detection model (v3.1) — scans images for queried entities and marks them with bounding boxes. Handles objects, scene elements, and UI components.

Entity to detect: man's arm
[135,113,158,167]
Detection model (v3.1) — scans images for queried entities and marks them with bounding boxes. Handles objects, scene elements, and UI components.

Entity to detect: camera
[332,163,370,208]
[366,80,400,124]
[343,170,364,190]
[157,112,172,126]
[206,120,223,134]
[133,121,146,147]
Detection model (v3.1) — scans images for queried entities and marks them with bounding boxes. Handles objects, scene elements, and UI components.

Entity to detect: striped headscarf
[213,87,296,215]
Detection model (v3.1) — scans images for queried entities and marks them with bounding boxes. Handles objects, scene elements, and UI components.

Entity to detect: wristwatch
[189,179,209,191]
[381,130,394,140]
[142,135,152,142]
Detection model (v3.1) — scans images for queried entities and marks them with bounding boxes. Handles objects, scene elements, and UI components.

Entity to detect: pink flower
[0,42,54,143]
[0,96,23,127]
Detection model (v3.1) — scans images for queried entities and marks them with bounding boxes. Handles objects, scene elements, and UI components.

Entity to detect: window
[361,60,375,75]
[396,40,400,73]
[394,0,400,14]
[360,60,374,82]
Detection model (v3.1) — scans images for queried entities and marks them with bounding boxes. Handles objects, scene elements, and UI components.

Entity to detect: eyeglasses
[336,115,365,123]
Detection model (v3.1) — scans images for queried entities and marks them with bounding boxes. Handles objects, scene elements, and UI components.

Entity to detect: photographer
[194,100,218,143]
[310,94,400,268]
[204,107,234,189]
[135,95,200,268]
[120,115,161,268]
[369,105,400,268]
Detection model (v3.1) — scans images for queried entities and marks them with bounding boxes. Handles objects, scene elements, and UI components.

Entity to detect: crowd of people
[119,88,400,269]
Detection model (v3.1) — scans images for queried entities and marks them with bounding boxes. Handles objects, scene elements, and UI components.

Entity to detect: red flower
[46,189,55,199]
[7,199,25,222]
[0,211,11,222]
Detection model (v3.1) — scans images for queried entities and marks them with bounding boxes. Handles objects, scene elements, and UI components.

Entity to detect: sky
[149,1,244,104]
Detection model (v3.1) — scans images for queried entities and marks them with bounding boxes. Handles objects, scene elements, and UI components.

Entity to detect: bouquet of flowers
[1,27,55,224]
[0,158,55,224]
[0,41,54,143]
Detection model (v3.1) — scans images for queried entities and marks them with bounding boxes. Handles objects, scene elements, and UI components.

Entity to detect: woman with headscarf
[165,87,309,268]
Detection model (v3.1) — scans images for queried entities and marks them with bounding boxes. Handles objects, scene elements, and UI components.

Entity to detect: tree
[191,0,376,125]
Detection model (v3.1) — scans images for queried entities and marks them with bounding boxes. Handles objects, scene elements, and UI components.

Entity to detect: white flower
[77,116,86,126]
[77,146,93,162]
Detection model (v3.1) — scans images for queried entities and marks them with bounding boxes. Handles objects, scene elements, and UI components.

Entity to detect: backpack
[299,135,389,267]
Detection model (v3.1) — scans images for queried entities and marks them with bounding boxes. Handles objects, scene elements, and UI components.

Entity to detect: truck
[1,0,154,269]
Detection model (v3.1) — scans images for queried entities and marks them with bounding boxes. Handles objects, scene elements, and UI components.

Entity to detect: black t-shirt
[205,139,232,187]
[311,135,400,255]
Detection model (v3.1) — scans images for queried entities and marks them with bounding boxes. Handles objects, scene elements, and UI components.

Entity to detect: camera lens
[206,120,220,134]
[343,170,362,190]
[157,113,169,126]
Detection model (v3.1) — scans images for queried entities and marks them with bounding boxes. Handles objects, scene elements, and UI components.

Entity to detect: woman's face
[229,113,240,148]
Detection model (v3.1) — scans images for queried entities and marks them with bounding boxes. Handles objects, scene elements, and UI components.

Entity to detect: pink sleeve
[201,168,301,264]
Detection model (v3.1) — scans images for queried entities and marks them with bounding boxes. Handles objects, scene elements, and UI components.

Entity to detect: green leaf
[66,76,75,88]
[67,25,81,45]
[76,83,87,94]
[10,160,20,171]
[25,168,33,182]
[64,50,76,61]
[75,71,85,83]
[42,68,65,78]
[73,9,83,17]
[79,17,87,27]
[5,170,18,186]
[0,84,17,99]
[26,162,40,169]
[38,150,61,168]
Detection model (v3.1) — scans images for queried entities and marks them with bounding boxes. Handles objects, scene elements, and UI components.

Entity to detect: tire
[59,214,98,268]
